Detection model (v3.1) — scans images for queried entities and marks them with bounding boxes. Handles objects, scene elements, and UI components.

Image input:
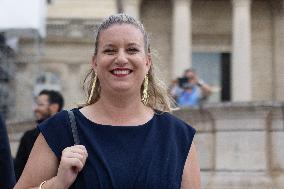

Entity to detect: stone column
[232,0,252,101]
[120,0,142,20]
[172,0,192,78]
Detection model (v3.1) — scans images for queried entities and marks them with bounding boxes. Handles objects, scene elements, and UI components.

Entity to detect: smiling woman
[13,13,201,189]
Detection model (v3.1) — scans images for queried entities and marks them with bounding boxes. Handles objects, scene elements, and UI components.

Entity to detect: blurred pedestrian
[14,13,200,189]
[0,113,16,189]
[171,68,212,107]
[14,90,64,180]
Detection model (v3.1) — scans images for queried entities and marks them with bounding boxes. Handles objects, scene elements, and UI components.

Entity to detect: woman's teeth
[112,70,130,75]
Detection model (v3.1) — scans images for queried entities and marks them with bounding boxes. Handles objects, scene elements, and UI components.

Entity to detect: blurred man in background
[14,90,64,180]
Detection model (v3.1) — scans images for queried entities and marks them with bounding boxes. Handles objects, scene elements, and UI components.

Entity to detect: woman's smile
[110,68,133,77]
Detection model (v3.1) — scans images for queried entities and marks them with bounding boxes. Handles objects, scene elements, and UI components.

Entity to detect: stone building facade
[8,0,284,122]
[4,0,284,188]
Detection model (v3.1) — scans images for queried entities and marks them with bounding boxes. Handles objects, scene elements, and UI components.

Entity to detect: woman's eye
[127,48,139,54]
[103,49,116,54]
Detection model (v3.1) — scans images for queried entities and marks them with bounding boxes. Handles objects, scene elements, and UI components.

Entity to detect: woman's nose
[115,50,128,65]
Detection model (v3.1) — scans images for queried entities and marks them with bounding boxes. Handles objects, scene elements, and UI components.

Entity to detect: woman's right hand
[54,145,88,189]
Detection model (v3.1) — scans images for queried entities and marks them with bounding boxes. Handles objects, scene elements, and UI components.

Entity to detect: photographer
[170,68,212,107]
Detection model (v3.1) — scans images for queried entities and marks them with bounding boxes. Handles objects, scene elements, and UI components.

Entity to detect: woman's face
[93,24,151,95]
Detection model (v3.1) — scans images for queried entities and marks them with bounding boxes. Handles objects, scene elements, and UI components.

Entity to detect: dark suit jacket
[0,114,16,189]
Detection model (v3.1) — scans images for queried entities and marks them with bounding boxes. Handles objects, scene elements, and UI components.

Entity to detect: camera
[178,77,189,88]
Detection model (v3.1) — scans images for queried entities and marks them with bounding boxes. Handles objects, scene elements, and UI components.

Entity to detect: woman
[14,13,201,189]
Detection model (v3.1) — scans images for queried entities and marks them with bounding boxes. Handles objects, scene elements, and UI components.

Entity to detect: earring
[87,73,97,104]
[141,74,149,105]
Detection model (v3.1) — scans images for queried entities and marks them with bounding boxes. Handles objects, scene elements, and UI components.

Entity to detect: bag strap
[67,110,80,145]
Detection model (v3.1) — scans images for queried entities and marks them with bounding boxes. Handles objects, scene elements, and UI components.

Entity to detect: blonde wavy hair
[82,13,174,112]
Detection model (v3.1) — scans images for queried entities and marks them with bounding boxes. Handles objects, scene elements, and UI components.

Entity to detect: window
[34,72,62,96]
[192,52,231,102]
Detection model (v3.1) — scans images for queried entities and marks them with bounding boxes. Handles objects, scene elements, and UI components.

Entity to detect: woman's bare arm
[13,134,59,189]
[181,143,201,189]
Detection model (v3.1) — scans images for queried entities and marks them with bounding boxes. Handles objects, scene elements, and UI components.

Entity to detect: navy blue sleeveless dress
[38,108,196,189]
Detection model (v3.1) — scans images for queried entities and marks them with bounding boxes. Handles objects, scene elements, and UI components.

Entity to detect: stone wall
[173,102,284,189]
[11,0,284,121]
[47,0,117,19]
